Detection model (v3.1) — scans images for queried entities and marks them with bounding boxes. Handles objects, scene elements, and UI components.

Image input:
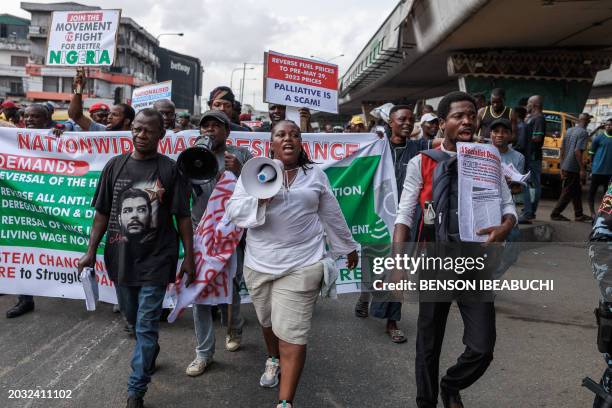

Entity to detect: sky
[6,0,398,111]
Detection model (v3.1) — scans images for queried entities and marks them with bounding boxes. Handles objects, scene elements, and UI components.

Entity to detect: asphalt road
[0,239,604,408]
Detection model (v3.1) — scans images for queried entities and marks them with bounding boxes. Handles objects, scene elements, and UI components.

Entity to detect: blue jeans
[116,284,166,398]
[371,301,402,321]
[522,159,542,218]
[193,276,244,360]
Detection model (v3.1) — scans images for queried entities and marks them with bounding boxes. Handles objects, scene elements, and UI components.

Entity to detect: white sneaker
[276,402,292,408]
[185,357,210,377]
[259,357,280,387]
[225,331,241,352]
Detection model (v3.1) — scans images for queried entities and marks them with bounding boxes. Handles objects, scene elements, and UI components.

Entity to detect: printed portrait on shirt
[113,178,165,244]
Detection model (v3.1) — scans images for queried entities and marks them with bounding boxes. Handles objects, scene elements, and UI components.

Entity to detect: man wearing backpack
[78,108,195,408]
[393,92,517,408]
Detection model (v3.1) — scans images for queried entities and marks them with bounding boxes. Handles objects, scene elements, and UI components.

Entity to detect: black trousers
[551,170,584,217]
[415,301,496,408]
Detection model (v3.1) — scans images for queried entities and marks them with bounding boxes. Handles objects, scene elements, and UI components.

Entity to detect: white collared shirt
[225,165,359,275]
[395,143,517,228]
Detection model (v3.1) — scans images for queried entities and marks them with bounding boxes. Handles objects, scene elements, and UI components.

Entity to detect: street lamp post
[239,77,257,98]
[231,67,253,92]
[309,54,344,63]
[238,62,264,102]
[156,32,184,41]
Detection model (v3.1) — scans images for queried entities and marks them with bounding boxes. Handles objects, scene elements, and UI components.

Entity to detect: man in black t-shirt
[78,108,194,408]
[520,95,546,223]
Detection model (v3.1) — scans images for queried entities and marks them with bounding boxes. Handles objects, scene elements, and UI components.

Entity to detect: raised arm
[68,68,93,131]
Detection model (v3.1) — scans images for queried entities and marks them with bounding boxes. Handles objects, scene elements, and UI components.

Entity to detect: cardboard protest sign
[131,81,173,112]
[46,9,121,66]
[241,120,262,129]
[264,51,339,113]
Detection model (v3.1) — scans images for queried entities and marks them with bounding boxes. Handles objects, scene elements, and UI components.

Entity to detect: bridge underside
[338,0,612,114]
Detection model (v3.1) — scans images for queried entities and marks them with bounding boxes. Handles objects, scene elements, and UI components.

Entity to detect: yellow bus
[540,110,591,193]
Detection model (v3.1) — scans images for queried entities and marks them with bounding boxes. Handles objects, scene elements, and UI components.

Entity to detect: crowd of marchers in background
[1,68,612,408]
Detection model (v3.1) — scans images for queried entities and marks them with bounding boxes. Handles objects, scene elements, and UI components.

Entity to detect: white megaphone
[241,157,284,199]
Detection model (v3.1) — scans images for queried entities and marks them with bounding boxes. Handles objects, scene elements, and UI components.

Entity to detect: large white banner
[0,129,396,304]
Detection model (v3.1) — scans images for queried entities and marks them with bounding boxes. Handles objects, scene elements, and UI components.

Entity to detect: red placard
[266,51,338,90]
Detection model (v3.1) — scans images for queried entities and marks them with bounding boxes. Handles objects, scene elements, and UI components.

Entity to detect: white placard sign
[46,9,121,66]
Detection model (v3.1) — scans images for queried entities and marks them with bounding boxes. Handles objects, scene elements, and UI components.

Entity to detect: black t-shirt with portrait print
[92,153,191,286]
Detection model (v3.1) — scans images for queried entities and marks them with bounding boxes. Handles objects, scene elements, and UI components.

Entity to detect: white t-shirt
[225,165,359,275]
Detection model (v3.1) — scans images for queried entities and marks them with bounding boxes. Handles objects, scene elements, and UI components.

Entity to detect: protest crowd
[1,7,612,408]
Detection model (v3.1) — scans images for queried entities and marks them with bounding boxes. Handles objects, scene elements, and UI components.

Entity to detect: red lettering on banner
[267,52,338,90]
[251,140,264,157]
[95,260,106,272]
[120,137,133,153]
[174,137,187,154]
[330,143,344,161]
[236,139,250,149]
[301,142,312,159]
[314,142,328,160]
[0,153,88,176]
[346,143,359,157]
[39,254,80,268]
[0,266,16,278]
[0,251,34,264]
[67,12,103,22]
[97,273,113,287]
[158,137,172,154]
[93,137,110,153]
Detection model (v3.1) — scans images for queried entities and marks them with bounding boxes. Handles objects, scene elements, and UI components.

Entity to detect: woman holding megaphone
[226,120,359,408]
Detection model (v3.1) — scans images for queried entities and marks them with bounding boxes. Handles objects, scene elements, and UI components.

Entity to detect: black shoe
[126,396,144,408]
[354,300,369,318]
[6,299,34,318]
[550,214,571,221]
[160,308,170,322]
[441,387,464,408]
[124,323,135,338]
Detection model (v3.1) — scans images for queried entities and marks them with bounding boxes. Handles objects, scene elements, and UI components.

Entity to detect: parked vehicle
[540,110,591,194]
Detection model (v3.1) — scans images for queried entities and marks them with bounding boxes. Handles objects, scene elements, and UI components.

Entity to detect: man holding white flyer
[393,91,517,408]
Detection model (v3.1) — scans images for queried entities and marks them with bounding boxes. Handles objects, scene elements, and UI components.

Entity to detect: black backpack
[109,153,175,195]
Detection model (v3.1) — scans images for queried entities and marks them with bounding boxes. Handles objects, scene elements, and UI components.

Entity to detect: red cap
[89,102,110,113]
[1,100,17,109]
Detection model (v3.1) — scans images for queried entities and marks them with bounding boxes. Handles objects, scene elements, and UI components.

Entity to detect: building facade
[0,14,30,102]
[156,47,203,114]
[20,1,159,107]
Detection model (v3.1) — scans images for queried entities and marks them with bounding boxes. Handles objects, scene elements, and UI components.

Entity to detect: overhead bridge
[339,0,612,115]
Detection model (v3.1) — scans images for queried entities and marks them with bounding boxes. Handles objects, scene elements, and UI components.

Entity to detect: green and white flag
[0,128,396,301]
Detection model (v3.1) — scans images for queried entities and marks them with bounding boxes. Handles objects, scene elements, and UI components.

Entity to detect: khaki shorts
[243,262,324,345]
